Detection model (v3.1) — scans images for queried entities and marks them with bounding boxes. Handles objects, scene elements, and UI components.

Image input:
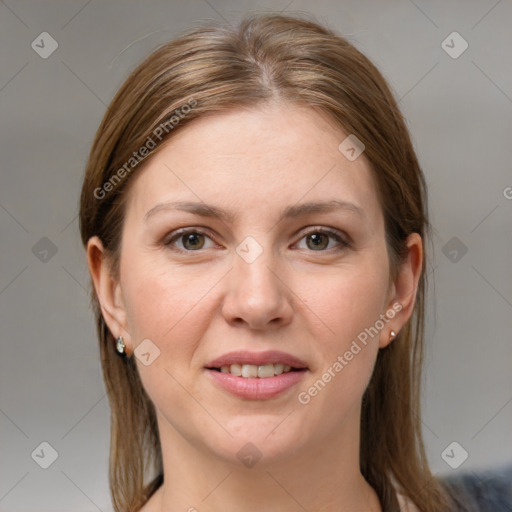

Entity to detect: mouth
[207,363,304,378]
[204,350,308,400]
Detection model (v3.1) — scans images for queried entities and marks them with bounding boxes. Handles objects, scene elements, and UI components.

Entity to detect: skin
[87,103,422,512]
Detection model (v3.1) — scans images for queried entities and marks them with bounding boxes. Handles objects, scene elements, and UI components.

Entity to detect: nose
[221,248,293,331]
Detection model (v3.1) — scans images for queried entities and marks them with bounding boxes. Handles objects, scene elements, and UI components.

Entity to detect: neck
[146,402,382,512]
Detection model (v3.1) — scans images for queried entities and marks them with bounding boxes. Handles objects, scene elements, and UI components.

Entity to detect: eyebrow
[144,199,366,224]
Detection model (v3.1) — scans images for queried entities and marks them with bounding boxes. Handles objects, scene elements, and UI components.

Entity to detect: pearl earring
[390,330,397,341]
[116,336,127,356]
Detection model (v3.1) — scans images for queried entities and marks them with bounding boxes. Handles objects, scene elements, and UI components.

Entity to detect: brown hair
[79,13,455,512]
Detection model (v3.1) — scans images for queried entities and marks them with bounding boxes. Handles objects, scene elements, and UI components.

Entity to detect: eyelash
[164,227,350,254]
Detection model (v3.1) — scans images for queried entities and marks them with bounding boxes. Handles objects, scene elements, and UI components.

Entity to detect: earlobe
[86,236,131,352]
[379,233,423,349]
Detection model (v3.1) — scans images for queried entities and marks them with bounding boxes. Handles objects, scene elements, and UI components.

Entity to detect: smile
[209,363,297,378]
[205,350,309,399]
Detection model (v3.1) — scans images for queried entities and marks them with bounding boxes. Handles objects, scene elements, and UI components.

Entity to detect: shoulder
[436,464,512,512]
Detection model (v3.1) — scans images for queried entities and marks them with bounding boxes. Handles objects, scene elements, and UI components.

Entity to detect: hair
[79,13,457,512]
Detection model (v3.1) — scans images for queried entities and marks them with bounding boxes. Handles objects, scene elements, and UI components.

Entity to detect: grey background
[1,0,511,510]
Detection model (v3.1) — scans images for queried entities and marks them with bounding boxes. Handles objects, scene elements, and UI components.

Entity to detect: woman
[79,13,461,512]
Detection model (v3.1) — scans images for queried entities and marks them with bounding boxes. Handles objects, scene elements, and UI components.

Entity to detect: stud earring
[116,336,127,356]
[390,330,397,341]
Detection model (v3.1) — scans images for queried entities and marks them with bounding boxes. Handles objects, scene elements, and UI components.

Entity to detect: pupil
[309,233,327,250]
[185,233,203,250]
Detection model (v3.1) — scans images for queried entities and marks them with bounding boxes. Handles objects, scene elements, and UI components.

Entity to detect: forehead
[123,104,383,229]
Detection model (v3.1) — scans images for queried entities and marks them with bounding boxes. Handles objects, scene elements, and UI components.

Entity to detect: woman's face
[97,103,412,467]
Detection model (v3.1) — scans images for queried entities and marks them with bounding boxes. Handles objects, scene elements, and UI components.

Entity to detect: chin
[206,414,311,467]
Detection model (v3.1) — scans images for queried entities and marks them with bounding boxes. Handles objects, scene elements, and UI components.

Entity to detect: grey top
[437,463,512,511]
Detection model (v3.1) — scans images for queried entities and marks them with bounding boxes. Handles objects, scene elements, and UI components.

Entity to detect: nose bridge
[234,234,281,300]
[222,234,292,329]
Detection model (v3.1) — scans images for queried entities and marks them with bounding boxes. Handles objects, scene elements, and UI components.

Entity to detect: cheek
[297,257,390,403]
[305,260,390,350]
[120,251,222,361]
[119,254,224,422]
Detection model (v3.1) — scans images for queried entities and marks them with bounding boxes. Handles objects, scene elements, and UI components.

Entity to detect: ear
[86,236,132,354]
[379,233,423,349]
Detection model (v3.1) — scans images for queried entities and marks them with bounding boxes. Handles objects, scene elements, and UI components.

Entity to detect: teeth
[230,363,242,376]
[217,363,296,378]
[241,364,258,378]
[274,364,284,375]
[258,364,274,378]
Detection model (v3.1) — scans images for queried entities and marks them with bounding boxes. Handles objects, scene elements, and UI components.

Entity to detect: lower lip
[205,369,307,400]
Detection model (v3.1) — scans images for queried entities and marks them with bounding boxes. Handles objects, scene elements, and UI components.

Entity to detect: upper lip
[205,350,308,369]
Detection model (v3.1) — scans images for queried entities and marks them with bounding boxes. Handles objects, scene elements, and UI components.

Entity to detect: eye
[164,229,216,252]
[164,227,350,253]
[295,228,350,252]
